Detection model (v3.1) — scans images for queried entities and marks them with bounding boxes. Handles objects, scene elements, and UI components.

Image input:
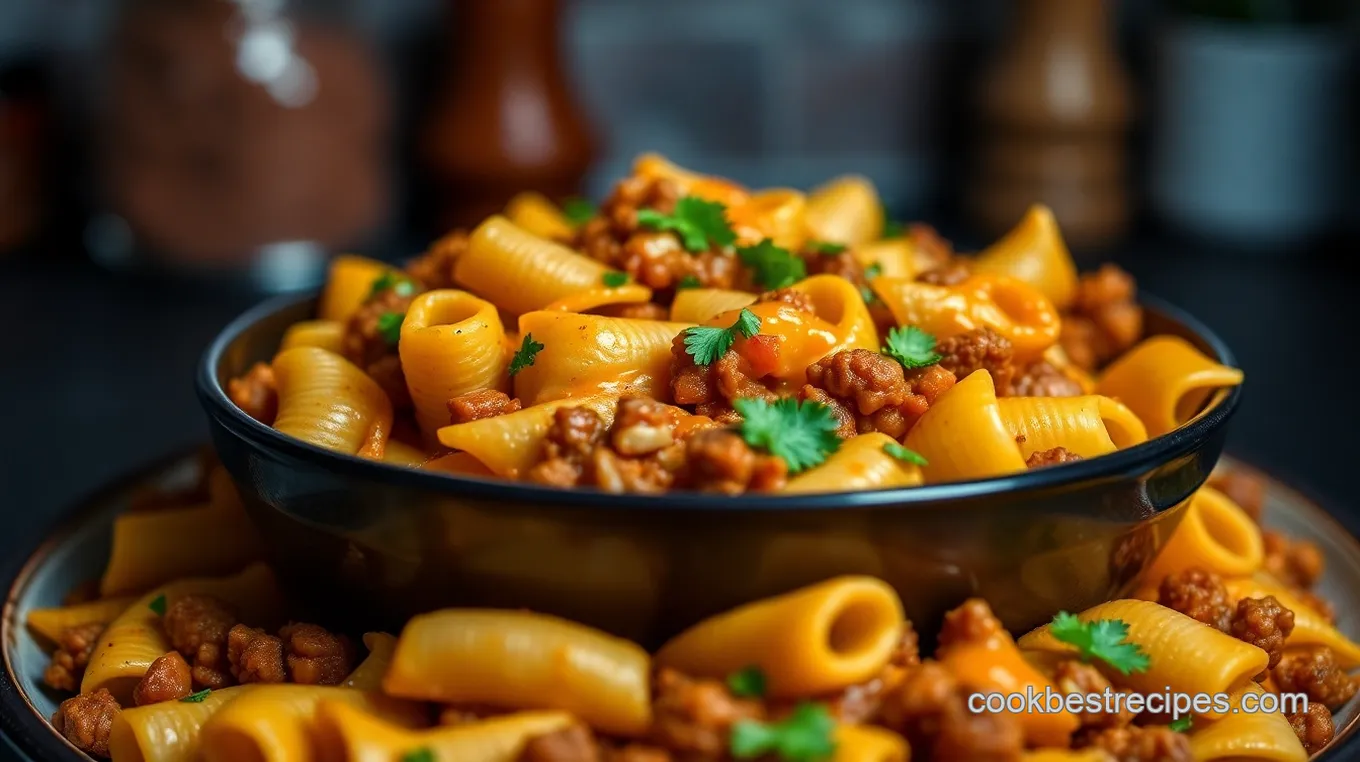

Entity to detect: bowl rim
[197,292,1242,512]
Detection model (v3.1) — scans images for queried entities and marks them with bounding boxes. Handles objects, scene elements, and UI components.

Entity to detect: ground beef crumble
[405,229,469,290]
[1262,531,1325,589]
[934,327,1081,398]
[881,660,1024,762]
[1229,596,1295,678]
[757,287,816,314]
[342,285,415,408]
[53,688,120,757]
[227,362,278,424]
[649,667,764,758]
[163,594,237,689]
[1272,647,1359,709]
[43,622,105,693]
[1078,725,1192,762]
[801,350,955,440]
[133,651,193,706]
[448,389,522,424]
[527,398,699,494]
[1157,567,1233,632]
[226,624,287,684]
[1026,447,1083,469]
[1052,660,1135,730]
[669,336,775,421]
[1060,264,1144,372]
[675,428,787,494]
[1289,703,1335,755]
[279,622,355,685]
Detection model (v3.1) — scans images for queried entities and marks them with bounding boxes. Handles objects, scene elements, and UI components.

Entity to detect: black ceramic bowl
[198,294,1241,646]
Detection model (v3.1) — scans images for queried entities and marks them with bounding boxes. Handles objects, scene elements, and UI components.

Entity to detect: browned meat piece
[1052,660,1135,730]
[917,261,972,286]
[907,224,955,268]
[406,230,469,290]
[803,350,956,440]
[937,598,1006,649]
[881,660,1024,762]
[1229,596,1295,677]
[1288,703,1334,755]
[669,331,775,420]
[227,624,287,684]
[52,688,120,757]
[824,623,921,724]
[527,406,608,487]
[1080,725,1192,762]
[227,362,278,424]
[280,623,354,685]
[1011,360,1084,397]
[596,302,670,321]
[448,389,522,424]
[163,594,238,689]
[133,652,193,706]
[1272,647,1359,709]
[1263,531,1325,589]
[757,287,816,314]
[1060,264,1144,371]
[1158,567,1232,631]
[650,668,764,757]
[42,622,105,693]
[519,724,602,762]
[602,745,672,762]
[341,285,415,408]
[676,429,787,495]
[1207,468,1266,523]
[934,328,1015,394]
[1026,447,1083,469]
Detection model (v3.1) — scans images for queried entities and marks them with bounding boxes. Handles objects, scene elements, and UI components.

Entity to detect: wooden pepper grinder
[968,0,1133,249]
[421,0,596,230]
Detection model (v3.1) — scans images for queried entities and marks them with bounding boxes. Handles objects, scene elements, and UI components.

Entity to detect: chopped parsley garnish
[738,239,806,291]
[677,275,702,290]
[369,271,416,299]
[508,333,545,377]
[808,241,848,256]
[377,312,404,347]
[731,702,837,761]
[881,216,904,239]
[180,688,211,703]
[148,594,167,616]
[1050,612,1150,676]
[733,398,842,474]
[881,326,940,369]
[859,286,877,305]
[683,309,761,366]
[727,666,767,698]
[636,196,737,252]
[562,197,597,226]
[602,271,630,288]
[883,442,928,466]
[863,262,882,280]
[1168,716,1193,733]
[401,748,436,762]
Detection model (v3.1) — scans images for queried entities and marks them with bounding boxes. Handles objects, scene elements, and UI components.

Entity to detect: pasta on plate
[224,155,1243,494]
[27,458,1358,761]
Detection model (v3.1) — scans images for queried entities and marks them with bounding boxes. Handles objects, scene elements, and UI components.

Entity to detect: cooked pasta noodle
[904,369,1026,482]
[972,204,1079,309]
[99,498,263,596]
[785,433,924,493]
[272,347,393,459]
[455,216,613,316]
[26,596,137,645]
[318,255,393,324]
[511,312,692,404]
[1142,486,1265,581]
[399,289,510,438]
[1097,336,1245,438]
[804,175,883,246]
[996,395,1148,460]
[503,192,575,241]
[277,321,345,355]
[872,274,1061,359]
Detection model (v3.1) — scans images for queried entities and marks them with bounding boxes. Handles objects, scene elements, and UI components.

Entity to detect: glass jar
[86,0,395,292]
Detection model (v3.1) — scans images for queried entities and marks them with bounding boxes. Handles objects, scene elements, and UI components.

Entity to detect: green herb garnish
[1168,716,1193,733]
[881,216,904,239]
[808,241,848,256]
[883,442,928,466]
[1049,612,1151,676]
[400,748,436,762]
[731,702,837,761]
[369,271,417,299]
[738,239,807,291]
[863,262,882,280]
[677,275,702,289]
[727,666,767,698]
[733,398,842,474]
[562,197,597,226]
[508,333,545,377]
[602,271,630,288]
[683,309,761,366]
[881,326,940,369]
[148,594,167,616]
[636,196,737,252]
[377,312,404,347]
[180,688,211,703]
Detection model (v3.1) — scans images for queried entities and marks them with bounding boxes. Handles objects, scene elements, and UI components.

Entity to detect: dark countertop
[0,241,1356,542]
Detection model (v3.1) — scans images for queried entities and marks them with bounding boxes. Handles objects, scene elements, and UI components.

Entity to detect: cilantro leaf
[881,326,940,369]
[677,275,702,289]
[881,215,904,239]
[738,239,806,291]
[727,666,767,698]
[377,312,404,347]
[1168,716,1193,733]
[863,262,882,280]
[1050,613,1151,676]
[148,594,167,616]
[731,702,837,761]
[508,333,545,377]
[733,398,842,474]
[883,442,928,466]
[180,688,211,703]
[401,748,436,762]
[636,197,737,252]
[683,309,762,366]
[808,241,847,256]
[602,271,630,288]
[369,271,416,299]
[562,197,597,226]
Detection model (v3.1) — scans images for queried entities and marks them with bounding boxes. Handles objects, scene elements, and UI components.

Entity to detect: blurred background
[0,0,1356,532]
